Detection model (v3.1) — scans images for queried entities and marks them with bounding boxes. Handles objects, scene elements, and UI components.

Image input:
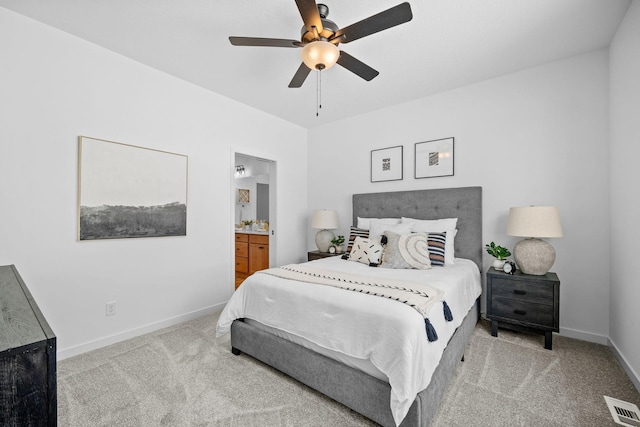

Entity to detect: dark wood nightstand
[486,267,560,350]
[308,250,341,261]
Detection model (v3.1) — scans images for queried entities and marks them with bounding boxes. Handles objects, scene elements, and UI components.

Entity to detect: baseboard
[608,338,640,394]
[559,326,609,345]
[57,303,226,360]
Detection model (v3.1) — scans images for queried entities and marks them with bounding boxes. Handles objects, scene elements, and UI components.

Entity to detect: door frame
[230,148,277,292]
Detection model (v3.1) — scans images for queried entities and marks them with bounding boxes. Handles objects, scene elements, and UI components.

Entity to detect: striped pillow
[427,232,447,267]
[347,226,369,253]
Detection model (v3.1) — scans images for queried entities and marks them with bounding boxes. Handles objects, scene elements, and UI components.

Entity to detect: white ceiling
[0,0,631,129]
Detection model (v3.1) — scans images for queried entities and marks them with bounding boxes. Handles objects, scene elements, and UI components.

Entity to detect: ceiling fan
[229,1,413,88]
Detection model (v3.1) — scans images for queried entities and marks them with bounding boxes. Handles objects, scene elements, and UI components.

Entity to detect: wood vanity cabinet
[235,233,249,288]
[235,233,269,289]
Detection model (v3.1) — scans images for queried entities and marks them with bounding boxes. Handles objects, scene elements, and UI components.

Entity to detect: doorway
[233,153,275,289]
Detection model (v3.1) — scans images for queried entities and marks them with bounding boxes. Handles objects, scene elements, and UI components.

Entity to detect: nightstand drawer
[491,297,555,328]
[491,277,554,304]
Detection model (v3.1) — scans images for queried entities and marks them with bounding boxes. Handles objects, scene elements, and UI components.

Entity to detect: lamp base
[513,238,556,275]
[315,229,335,253]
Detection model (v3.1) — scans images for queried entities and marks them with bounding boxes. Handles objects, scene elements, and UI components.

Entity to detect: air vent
[605,396,640,427]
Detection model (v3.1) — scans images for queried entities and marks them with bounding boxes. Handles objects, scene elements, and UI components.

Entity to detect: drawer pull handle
[513,290,526,295]
[514,309,527,316]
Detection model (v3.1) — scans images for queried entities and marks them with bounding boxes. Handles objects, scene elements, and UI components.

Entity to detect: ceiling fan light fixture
[301,40,339,70]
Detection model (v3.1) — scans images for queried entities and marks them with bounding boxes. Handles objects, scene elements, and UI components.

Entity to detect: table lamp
[506,206,563,275]
[312,209,338,252]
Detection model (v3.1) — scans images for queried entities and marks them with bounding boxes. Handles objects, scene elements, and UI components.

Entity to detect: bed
[217,187,483,426]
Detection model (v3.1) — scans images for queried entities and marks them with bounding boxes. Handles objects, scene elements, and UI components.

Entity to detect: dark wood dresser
[1,265,57,426]
[486,267,560,350]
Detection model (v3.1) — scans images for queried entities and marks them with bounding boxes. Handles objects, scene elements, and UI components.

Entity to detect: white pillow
[401,217,458,231]
[368,220,414,242]
[357,217,400,230]
[402,217,458,265]
[349,236,383,265]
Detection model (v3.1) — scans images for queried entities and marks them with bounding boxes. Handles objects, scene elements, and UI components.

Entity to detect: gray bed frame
[231,187,483,426]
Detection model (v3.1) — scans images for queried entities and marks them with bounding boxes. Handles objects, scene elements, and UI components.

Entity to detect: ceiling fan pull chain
[319,70,322,111]
[316,70,322,116]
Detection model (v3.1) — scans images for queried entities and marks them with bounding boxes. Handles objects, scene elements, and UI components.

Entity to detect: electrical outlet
[106,301,117,316]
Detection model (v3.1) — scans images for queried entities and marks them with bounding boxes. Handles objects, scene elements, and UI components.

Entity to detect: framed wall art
[415,137,454,179]
[237,188,250,204]
[78,136,188,240]
[371,145,403,182]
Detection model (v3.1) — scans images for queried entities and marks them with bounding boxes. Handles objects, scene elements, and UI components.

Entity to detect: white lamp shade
[301,41,340,71]
[312,209,338,230]
[506,206,563,238]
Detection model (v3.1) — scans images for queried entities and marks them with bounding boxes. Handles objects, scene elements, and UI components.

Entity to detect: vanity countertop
[235,230,269,235]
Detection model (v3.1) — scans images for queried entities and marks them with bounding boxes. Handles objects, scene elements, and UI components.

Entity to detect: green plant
[485,242,511,260]
[242,220,254,226]
[331,235,345,246]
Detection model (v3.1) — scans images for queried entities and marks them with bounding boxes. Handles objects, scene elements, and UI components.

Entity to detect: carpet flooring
[57,311,640,426]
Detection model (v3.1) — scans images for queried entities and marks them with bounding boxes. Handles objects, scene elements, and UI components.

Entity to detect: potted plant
[331,235,346,253]
[485,242,511,270]
[242,220,254,231]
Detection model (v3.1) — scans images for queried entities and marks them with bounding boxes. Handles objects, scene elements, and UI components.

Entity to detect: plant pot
[493,259,506,270]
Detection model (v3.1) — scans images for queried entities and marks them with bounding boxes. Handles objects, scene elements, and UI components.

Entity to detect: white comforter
[216,257,481,426]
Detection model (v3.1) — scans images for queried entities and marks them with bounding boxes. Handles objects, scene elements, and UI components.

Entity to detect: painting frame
[237,189,250,204]
[78,136,188,241]
[415,137,455,179]
[371,145,403,183]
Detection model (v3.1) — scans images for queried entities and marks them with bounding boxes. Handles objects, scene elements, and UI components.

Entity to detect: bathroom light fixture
[235,165,245,176]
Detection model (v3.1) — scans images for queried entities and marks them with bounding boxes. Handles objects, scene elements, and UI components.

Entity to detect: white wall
[0,7,308,358]
[610,0,640,389]
[308,50,610,344]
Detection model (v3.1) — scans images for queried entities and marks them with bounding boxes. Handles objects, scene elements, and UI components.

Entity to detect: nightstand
[486,267,560,350]
[308,250,341,261]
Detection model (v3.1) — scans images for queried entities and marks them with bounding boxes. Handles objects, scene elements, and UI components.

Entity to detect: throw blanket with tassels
[259,264,453,342]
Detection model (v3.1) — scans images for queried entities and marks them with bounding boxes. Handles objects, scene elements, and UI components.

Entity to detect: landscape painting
[78,136,188,240]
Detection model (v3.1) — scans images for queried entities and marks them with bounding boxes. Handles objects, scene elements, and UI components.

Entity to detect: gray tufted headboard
[352,187,483,270]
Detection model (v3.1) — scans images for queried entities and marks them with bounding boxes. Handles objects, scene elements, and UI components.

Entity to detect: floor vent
[605,396,640,427]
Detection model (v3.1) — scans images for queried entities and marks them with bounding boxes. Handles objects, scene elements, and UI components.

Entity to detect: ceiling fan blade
[296,0,324,35]
[229,36,301,48]
[288,63,312,88]
[331,2,413,44]
[336,51,379,81]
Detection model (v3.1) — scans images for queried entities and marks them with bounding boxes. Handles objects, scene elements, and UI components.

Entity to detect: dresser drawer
[491,277,554,304]
[235,256,248,273]
[235,233,248,242]
[235,242,248,257]
[491,297,555,328]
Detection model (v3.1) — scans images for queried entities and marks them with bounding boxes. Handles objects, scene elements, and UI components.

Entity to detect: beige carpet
[58,311,640,426]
